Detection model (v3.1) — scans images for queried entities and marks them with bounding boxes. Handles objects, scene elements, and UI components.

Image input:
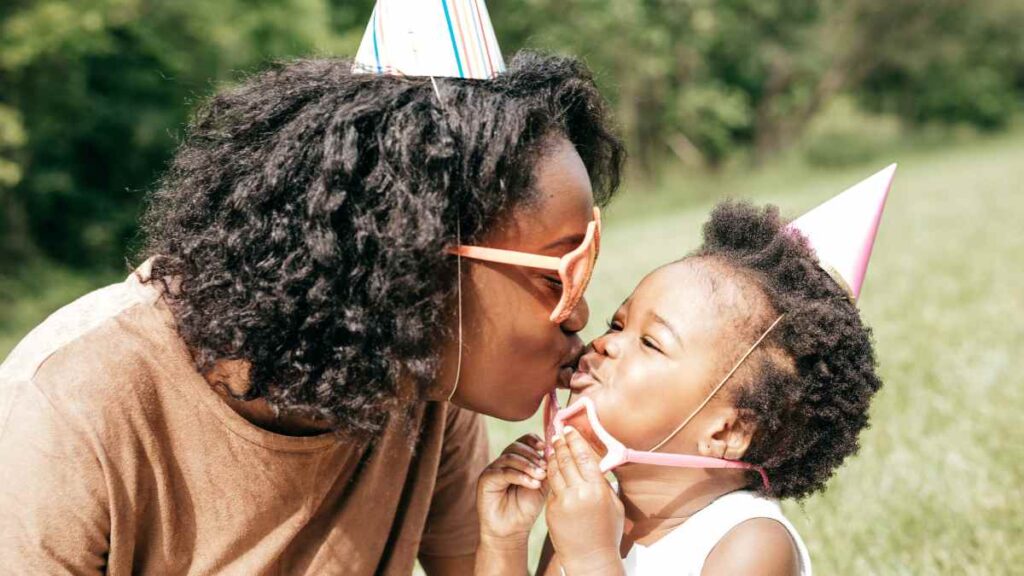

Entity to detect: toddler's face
[566,258,745,453]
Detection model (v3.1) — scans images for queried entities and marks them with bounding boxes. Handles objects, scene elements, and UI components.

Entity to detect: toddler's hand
[476,433,548,547]
[546,426,625,575]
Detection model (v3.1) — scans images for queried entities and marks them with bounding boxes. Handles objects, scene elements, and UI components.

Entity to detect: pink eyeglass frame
[447,207,602,324]
[544,393,770,491]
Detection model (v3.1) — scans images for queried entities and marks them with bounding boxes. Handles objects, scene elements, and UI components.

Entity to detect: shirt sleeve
[0,378,109,574]
[417,404,490,557]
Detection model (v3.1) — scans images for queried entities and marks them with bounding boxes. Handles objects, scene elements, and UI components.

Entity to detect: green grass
[486,129,1024,573]
[4,130,1023,574]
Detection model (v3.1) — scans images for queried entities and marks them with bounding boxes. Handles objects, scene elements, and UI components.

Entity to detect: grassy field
[3,131,1023,574]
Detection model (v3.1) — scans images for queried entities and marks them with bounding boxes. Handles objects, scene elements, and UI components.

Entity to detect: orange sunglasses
[447,207,602,324]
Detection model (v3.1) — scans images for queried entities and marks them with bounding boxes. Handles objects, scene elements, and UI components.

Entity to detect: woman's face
[444,136,595,420]
[566,259,750,453]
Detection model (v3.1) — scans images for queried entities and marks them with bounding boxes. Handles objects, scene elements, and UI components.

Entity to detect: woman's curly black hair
[690,200,882,500]
[140,52,624,440]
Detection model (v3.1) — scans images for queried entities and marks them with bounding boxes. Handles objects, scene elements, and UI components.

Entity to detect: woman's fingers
[502,437,548,471]
[563,426,603,482]
[495,452,547,480]
[498,466,542,490]
[479,453,547,495]
[480,462,542,491]
[519,433,547,454]
[550,430,583,486]
[504,434,545,454]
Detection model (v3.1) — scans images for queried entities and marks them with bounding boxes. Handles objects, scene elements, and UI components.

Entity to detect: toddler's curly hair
[692,200,883,500]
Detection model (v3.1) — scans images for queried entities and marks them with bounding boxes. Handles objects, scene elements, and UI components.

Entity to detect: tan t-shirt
[0,262,489,575]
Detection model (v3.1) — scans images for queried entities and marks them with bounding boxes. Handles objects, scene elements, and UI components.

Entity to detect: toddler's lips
[569,369,600,392]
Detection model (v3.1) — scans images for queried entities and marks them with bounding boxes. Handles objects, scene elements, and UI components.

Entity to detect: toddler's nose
[592,330,621,358]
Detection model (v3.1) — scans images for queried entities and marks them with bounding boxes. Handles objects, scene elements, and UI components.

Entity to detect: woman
[0,52,623,574]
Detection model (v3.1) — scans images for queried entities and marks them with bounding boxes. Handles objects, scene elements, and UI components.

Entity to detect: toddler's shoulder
[703,516,800,575]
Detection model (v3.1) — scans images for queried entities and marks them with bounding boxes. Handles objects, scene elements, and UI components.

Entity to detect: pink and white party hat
[352,0,506,79]
[787,164,897,300]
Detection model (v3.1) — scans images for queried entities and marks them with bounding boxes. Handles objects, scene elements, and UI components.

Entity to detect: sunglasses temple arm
[449,246,561,270]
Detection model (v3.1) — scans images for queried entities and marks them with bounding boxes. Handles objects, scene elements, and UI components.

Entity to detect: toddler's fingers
[546,448,566,495]
[551,431,582,486]
[563,426,602,482]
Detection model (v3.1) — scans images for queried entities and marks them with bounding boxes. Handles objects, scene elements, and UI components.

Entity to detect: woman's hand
[476,434,549,546]
[545,426,625,576]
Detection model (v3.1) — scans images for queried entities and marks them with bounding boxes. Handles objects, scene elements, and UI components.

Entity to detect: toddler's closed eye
[642,336,663,353]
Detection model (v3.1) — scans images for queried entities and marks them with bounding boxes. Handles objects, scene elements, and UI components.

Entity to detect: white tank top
[621,490,812,575]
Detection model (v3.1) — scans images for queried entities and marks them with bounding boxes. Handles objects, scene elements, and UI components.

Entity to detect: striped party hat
[353,0,506,79]
[787,164,897,301]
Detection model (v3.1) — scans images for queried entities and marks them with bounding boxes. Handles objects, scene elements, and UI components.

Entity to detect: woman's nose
[560,296,590,334]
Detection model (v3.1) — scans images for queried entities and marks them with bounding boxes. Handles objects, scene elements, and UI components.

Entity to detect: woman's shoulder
[2,271,170,405]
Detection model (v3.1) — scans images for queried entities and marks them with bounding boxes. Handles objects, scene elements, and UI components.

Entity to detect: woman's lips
[557,365,575,389]
[556,340,586,389]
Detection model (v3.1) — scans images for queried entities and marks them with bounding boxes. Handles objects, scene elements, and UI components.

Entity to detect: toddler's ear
[700,409,755,461]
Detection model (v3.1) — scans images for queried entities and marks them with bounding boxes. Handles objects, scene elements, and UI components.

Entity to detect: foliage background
[2,0,1023,270]
[2,1,1022,573]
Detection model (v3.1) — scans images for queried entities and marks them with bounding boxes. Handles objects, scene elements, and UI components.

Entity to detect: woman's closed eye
[541,274,563,289]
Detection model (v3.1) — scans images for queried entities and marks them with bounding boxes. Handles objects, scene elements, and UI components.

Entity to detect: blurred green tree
[496,0,1023,169]
[855,0,1024,130]
[0,0,348,267]
[0,103,29,266]
[495,0,874,168]
[0,0,1021,269]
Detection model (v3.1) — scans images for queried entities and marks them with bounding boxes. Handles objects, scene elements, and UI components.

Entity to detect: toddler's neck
[614,465,748,552]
